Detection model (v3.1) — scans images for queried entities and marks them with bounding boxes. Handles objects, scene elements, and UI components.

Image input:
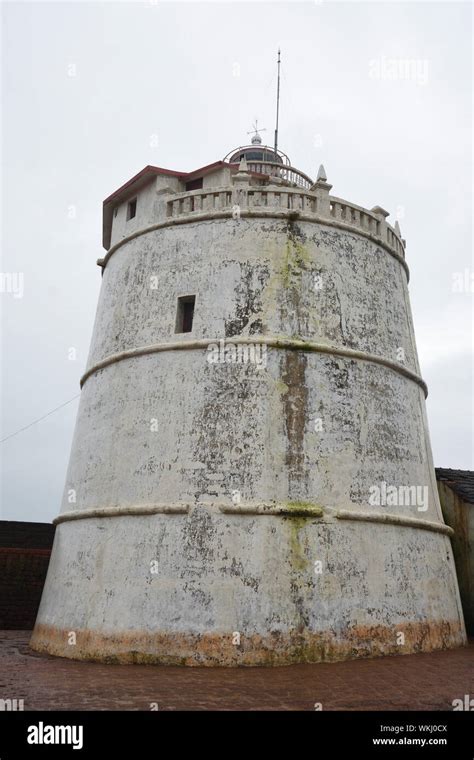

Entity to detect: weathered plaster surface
[31,514,464,665]
[32,204,466,664]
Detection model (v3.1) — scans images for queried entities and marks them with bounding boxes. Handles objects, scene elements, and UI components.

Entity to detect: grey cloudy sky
[1,0,472,523]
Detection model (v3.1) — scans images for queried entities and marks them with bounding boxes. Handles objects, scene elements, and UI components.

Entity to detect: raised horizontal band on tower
[219,504,324,517]
[54,504,190,524]
[52,503,453,536]
[79,335,428,397]
[335,510,453,536]
[97,210,410,281]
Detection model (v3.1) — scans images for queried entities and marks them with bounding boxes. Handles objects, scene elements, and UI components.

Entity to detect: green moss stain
[260,221,311,327]
[287,516,308,572]
[286,501,323,515]
[281,237,311,289]
[285,502,323,572]
[275,379,289,396]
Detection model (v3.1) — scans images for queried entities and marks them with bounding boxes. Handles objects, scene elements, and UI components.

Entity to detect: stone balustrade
[165,185,405,260]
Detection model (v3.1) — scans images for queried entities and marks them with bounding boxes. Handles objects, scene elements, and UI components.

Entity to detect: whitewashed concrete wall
[109,175,182,248]
[31,210,466,665]
[202,167,232,188]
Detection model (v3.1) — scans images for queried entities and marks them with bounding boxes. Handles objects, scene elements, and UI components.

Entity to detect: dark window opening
[175,295,195,333]
[127,198,137,220]
[185,177,203,191]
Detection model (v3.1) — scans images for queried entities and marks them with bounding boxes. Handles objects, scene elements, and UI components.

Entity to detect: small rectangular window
[127,198,137,220]
[175,295,195,333]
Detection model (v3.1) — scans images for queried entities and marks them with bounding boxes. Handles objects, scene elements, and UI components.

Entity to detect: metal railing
[232,160,313,190]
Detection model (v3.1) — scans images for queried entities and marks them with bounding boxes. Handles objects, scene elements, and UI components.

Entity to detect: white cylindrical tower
[31,145,466,665]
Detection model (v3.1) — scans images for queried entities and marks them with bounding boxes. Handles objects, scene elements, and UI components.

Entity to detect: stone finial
[316,164,327,182]
[310,163,332,204]
[232,157,250,188]
[394,220,402,236]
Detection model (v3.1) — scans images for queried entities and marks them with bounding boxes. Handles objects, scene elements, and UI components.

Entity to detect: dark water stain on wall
[281,350,309,499]
[279,220,310,499]
[225,262,269,337]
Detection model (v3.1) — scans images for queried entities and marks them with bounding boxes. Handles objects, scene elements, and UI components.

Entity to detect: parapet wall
[100,169,406,276]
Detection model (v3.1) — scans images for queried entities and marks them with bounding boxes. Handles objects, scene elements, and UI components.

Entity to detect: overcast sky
[1,0,472,523]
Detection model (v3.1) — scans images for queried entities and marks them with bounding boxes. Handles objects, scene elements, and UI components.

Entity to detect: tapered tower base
[30,509,466,666]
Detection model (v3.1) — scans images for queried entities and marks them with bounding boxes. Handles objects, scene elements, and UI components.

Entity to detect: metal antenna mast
[274,48,281,154]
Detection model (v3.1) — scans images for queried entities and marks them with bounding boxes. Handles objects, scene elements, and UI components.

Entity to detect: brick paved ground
[0,631,472,711]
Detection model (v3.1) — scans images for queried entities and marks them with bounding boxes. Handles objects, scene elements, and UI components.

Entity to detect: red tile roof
[103,161,229,205]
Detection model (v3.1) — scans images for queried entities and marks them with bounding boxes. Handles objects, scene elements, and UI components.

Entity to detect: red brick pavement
[0,631,472,711]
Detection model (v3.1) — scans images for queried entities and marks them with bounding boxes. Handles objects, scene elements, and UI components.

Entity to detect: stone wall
[437,481,474,634]
[0,521,55,630]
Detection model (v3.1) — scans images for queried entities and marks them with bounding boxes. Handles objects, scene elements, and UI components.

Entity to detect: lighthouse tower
[31,134,466,665]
